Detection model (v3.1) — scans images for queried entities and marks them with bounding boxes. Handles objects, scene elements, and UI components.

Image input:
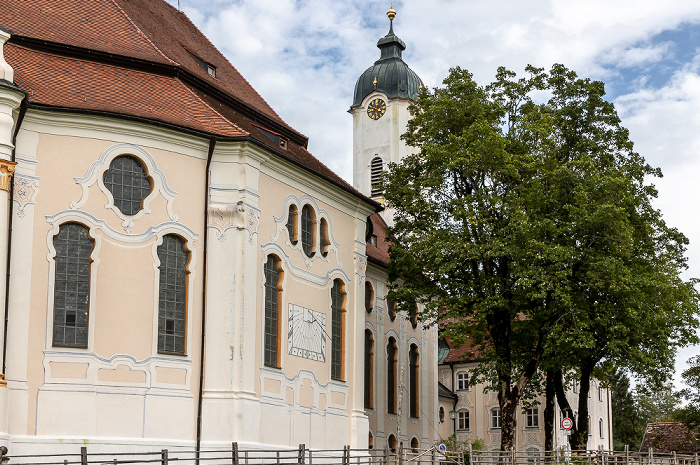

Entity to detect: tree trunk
[544,371,556,451]
[552,370,577,449]
[499,389,519,452]
[571,362,595,451]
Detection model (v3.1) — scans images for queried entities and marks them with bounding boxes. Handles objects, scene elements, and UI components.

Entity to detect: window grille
[370,157,384,197]
[286,205,298,244]
[103,156,152,215]
[301,205,315,257]
[52,223,93,348]
[331,279,345,380]
[264,255,281,367]
[387,337,397,414]
[364,329,374,409]
[409,344,419,418]
[157,235,189,355]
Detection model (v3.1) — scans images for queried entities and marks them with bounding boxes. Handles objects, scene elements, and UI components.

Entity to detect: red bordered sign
[561,417,574,430]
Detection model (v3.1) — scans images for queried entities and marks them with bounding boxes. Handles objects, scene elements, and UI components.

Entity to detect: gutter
[1,81,28,374]
[195,138,216,462]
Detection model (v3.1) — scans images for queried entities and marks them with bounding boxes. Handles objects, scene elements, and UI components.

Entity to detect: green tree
[610,370,645,450]
[383,64,699,452]
[676,356,700,432]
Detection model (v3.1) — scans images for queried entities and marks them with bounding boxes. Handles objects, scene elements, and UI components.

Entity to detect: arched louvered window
[52,223,94,348]
[264,255,283,368]
[409,344,419,418]
[370,157,384,197]
[364,329,374,409]
[301,205,316,257]
[320,218,330,257]
[103,155,152,215]
[387,337,397,414]
[331,279,346,380]
[286,205,298,245]
[365,281,374,314]
[157,235,189,355]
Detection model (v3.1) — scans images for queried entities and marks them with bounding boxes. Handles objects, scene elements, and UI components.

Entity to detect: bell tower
[349,3,423,225]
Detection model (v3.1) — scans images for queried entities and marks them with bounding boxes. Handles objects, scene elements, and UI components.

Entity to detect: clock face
[288,304,326,362]
[367,98,386,120]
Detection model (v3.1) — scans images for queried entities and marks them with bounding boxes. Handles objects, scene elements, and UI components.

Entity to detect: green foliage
[383,64,700,451]
[676,356,700,432]
[610,369,645,450]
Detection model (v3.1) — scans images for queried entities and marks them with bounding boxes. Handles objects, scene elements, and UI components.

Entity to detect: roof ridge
[109,0,177,66]
[179,81,249,137]
[161,2,286,125]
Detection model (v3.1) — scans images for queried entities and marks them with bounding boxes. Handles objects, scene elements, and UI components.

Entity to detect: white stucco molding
[0,28,13,83]
[72,143,179,232]
[260,242,349,287]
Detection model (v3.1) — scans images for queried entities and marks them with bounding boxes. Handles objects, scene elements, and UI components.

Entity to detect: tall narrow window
[409,344,419,418]
[157,235,189,355]
[301,205,316,257]
[103,155,152,215]
[364,329,374,409]
[370,157,383,197]
[365,281,374,314]
[457,372,469,390]
[52,223,94,348]
[320,218,330,257]
[286,205,298,244]
[491,408,502,428]
[411,437,419,453]
[387,337,397,414]
[331,279,345,380]
[599,418,604,438]
[526,408,539,427]
[458,411,470,430]
[388,434,397,453]
[264,255,283,368]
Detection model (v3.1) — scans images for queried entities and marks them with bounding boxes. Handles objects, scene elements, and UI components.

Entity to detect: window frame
[457,410,470,431]
[491,408,502,429]
[264,255,283,368]
[365,281,374,314]
[102,155,153,216]
[457,372,469,390]
[387,337,398,414]
[330,279,346,381]
[409,344,419,418]
[286,205,298,245]
[301,204,316,257]
[319,217,330,257]
[364,329,374,409]
[156,234,190,356]
[526,407,539,428]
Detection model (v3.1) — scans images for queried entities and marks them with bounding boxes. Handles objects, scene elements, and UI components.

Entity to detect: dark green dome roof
[352,23,424,107]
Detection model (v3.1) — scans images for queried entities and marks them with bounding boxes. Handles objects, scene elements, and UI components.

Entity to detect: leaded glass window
[103,155,152,216]
[157,235,189,355]
[365,281,374,314]
[409,344,419,418]
[320,218,330,257]
[364,329,374,409]
[53,223,93,348]
[387,337,397,414]
[264,255,282,368]
[331,279,345,380]
[301,205,315,257]
[286,205,298,244]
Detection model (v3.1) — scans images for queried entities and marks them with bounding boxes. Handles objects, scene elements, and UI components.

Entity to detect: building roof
[366,213,391,266]
[352,20,424,107]
[1,0,379,208]
[440,335,483,364]
[438,382,457,400]
[641,422,699,454]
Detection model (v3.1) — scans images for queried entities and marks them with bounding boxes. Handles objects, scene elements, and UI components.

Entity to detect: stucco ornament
[354,253,367,279]
[13,175,39,218]
[209,205,235,242]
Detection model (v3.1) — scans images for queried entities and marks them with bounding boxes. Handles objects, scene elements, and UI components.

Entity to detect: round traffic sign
[561,417,574,430]
[438,444,447,453]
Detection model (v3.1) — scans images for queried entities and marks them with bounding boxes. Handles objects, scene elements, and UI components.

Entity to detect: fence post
[299,444,306,465]
[673,452,677,465]
[343,445,350,465]
[309,449,313,465]
[81,446,88,465]
[468,443,473,465]
[398,442,404,465]
[244,450,249,465]
[384,446,389,465]
[432,446,436,465]
[650,448,653,465]
[232,442,240,465]
[161,449,168,465]
[694,453,698,465]
[625,445,629,465]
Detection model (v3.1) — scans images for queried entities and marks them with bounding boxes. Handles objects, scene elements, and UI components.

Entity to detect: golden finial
[373,77,378,87]
[419,83,423,91]
[387,1,396,21]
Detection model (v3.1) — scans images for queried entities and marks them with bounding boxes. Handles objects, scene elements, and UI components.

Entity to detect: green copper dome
[352,22,424,107]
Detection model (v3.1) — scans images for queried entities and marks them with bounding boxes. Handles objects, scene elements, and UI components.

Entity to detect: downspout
[450,363,456,435]
[2,91,28,375]
[195,138,216,462]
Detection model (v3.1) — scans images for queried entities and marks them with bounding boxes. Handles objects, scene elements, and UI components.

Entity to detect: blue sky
[168,0,700,389]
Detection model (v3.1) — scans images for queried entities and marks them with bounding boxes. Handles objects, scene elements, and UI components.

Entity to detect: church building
[0,0,438,455]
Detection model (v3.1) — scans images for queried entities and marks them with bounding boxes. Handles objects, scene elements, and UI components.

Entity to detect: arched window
[387,337,397,414]
[409,344,419,418]
[387,297,396,322]
[599,418,604,438]
[458,410,469,430]
[157,234,190,355]
[365,281,374,313]
[368,431,374,450]
[598,385,603,402]
[370,156,384,197]
[409,302,418,329]
[388,434,397,454]
[364,329,374,409]
[411,437,419,453]
[52,223,93,348]
[264,255,283,368]
[286,205,298,244]
[439,406,445,423]
[103,155,152,215]
[331,279,346,380]
[320,218,330,257]
[301,205,316,257]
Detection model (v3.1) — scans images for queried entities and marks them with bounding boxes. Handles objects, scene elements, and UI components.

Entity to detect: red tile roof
[366,213,391,265]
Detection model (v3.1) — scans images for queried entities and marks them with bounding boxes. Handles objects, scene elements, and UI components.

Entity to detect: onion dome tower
[350,3,424,224]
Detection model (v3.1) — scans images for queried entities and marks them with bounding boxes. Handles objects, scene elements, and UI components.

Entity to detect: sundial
[288,304,326,362]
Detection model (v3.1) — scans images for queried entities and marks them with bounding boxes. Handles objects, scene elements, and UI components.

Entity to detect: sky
[167,0,700,391]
